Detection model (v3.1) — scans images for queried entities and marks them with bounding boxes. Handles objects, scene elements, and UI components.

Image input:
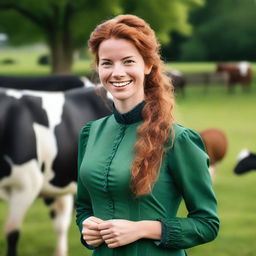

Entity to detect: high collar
[112,101,145,124]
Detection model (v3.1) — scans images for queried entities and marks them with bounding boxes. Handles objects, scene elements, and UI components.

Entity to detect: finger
[87,238,104,246]
[102,234,114,241]
[82,216,103,227]
[84,221,99,230]
[84,235,102,241]
[107,242,119,248]
[91,216,104,224]
[83,229,101,236]
[100,229,112,236]
[105,238,117,245]
[98,221,111,230]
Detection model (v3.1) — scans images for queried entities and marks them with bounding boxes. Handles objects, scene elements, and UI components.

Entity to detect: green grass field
[0,48,256,256]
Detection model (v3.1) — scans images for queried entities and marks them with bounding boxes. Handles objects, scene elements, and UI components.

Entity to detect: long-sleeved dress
[76,102,219,256]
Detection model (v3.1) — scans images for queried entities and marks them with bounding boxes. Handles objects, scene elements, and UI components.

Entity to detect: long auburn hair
[88,14,175,196]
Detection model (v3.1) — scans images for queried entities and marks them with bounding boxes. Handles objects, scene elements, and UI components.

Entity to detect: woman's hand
[82,216,104,247]
[98,219,144,248]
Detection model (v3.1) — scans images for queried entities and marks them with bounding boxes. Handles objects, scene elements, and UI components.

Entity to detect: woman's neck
[114,98,144,114]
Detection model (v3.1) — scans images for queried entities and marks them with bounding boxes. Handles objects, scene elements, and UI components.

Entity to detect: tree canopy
[0,0,204,73]
[180,0,256,61]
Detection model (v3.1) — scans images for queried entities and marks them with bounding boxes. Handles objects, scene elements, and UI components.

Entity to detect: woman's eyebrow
[100,58,111,61]
[100,56,135,62]
[122,56,135,60]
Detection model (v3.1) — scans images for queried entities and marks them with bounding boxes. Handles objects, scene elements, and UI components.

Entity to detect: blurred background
[0,0,255,255]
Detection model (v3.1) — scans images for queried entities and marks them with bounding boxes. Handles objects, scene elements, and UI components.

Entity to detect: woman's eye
[124,59,134,64]
[101,61,111,66]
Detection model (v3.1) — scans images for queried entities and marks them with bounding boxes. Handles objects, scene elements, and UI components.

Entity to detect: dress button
[109,201,114,208]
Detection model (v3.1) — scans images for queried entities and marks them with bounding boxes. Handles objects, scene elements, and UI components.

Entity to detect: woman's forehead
[98,38,142,60]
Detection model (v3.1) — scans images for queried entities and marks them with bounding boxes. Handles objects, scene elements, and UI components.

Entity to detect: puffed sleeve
[75,122,94,249]
[157,128,219,249]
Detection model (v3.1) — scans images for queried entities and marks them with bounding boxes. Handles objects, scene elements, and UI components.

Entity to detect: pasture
[0,48,256,256]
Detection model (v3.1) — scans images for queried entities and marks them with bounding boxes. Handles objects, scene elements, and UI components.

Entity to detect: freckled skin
[98,38,151,113]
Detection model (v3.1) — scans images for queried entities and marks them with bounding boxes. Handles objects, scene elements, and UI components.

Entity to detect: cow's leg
[227,82,234,93]
[242,82,251,92]
[47,194,73,256]
[4,161,43,256]
[209,165,216,182]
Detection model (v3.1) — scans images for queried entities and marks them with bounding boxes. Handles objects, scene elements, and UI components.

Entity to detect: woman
[76,14,219,256]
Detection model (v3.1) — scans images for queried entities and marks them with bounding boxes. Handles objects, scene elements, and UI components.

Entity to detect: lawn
[0,46,91,76]
[176,83,256,256]
[0,48,256,256]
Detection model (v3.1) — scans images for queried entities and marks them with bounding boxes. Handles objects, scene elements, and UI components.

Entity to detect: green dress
[76,102,219,256]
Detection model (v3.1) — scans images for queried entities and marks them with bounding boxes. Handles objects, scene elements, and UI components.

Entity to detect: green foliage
[180,0,256,61]
[0,0,204,47]
[0,0,121,46]
[70,0,122,48]
[121,0,205,44]
[0,0,206,73]
[0,10,44,45]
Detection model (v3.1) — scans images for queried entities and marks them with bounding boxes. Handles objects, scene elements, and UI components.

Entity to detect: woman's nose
[111,64,126,78]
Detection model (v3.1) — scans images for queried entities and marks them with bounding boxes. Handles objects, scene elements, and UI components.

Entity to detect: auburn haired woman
[76,14,219,256]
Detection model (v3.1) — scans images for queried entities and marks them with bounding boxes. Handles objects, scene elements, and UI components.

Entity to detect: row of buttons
[104,125,127,216]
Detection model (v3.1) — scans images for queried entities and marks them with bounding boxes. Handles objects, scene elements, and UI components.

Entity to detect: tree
[0,0,204,74]
[180,0,256,61]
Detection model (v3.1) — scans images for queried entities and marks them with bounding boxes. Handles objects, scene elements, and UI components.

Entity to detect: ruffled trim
[174,126,207,154]
[78,122,92,170]
[77,122,94,250]
[80,122,92,146]
[103,124,126,191]
[155,218,183,249]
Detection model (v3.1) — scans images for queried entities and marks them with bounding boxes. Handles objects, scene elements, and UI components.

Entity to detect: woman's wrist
[137,220,162,240]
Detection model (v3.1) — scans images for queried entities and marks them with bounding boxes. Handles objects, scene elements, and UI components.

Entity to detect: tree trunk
[48,33,73,74]
[46,3,75,75]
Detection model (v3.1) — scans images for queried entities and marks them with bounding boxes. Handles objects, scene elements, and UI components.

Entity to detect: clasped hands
[82,216,143,248]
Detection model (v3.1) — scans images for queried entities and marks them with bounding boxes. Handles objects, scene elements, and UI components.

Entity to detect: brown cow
[216,61,252,92]
[199,128,228,180]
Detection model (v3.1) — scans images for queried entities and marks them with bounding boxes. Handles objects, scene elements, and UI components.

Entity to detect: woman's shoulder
[172,123,201,138]
[171,123,206,151]
[172,123,187,137]
[80,114,113,132]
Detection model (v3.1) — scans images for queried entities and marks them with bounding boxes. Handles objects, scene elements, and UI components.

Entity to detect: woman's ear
[145,64,153,75]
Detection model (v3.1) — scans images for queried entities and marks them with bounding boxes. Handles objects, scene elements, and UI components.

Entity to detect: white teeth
[111,81,131,87]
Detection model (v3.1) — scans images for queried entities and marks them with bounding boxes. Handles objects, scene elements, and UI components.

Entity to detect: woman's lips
[110,80,132,87]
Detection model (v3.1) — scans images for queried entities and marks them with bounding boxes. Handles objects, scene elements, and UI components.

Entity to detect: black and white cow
[0,75,95,91]
[234,149,256,175]
[0,86,112,256]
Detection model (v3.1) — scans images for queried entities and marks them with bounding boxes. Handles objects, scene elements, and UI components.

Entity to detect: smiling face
[97,38,151,113]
